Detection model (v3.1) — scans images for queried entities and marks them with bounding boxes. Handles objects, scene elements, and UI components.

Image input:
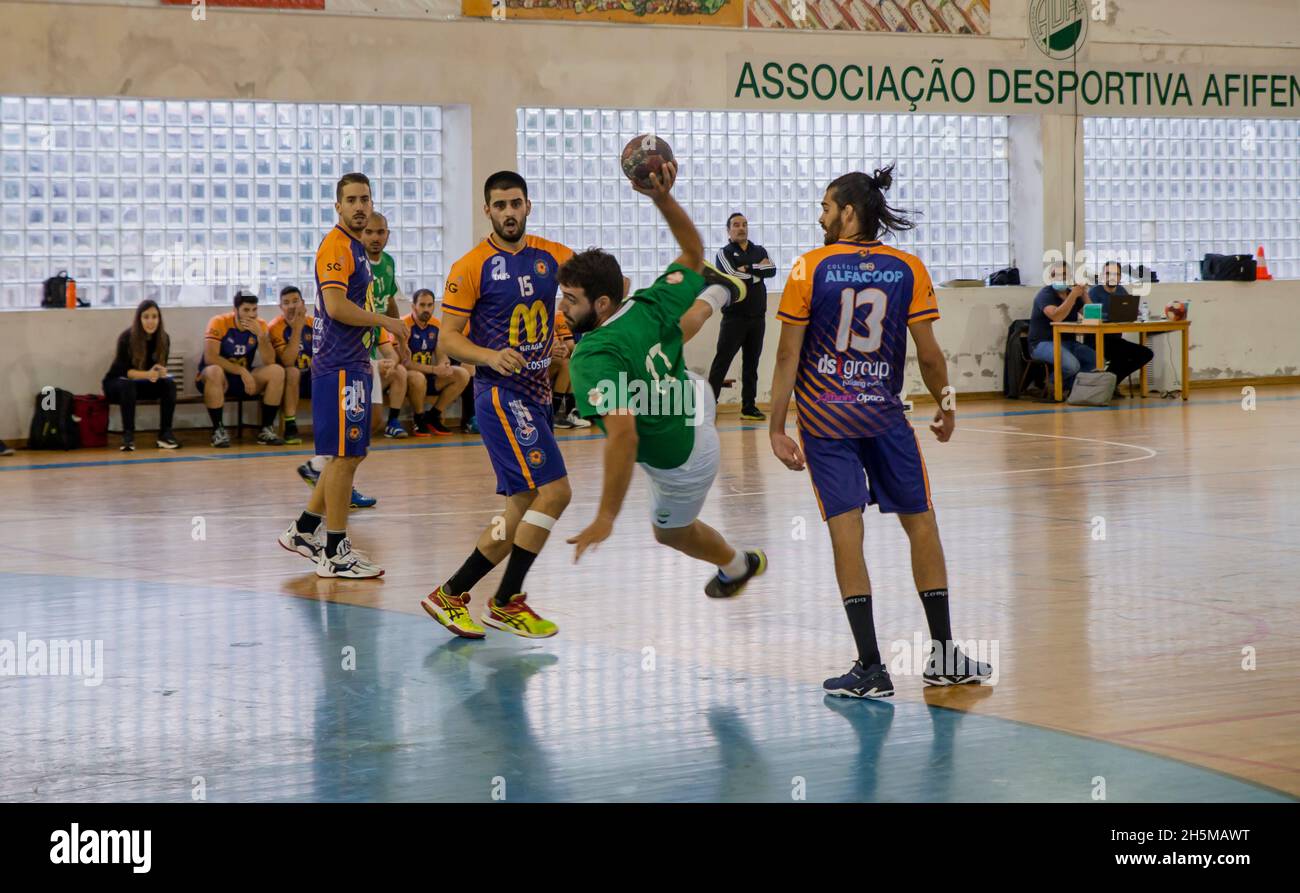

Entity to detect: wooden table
[1051,319,1191,402]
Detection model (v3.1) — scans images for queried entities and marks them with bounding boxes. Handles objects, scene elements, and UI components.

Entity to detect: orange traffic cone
[1256,246,1273,280]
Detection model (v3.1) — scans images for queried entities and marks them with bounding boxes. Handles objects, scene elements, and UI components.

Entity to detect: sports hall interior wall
[2,0,1298,441]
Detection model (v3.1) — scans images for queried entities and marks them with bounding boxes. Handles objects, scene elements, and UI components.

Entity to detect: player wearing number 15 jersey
[768,166,993,699]
[422,171,573,641]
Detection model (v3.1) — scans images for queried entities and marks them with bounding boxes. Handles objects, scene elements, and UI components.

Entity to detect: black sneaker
[923,642,994,686]
[740,407,766,421]
[120,435,135,452]
[0,440,14,456]
[156,431,180,450]
[283,420,301,445]
[704,549,767,599]
[823,661,895,699]
[700,261,747,309]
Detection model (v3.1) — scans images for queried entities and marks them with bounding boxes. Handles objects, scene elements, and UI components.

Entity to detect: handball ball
[621,134,675,189]
[1164,301,1187,321]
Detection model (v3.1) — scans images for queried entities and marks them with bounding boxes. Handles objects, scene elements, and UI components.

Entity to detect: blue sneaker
[350,488,377,509]
[823,661,895,699]
[297,461,320,487]
[384,421,408,439]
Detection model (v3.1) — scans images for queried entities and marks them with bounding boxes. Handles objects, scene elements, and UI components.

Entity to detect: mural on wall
[746,0,990,33]
[461,0,744,26]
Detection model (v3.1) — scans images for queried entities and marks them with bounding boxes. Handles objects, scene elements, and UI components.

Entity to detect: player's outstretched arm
[768,322,806,471]
[567,411,638,561]
[909,319,955,443]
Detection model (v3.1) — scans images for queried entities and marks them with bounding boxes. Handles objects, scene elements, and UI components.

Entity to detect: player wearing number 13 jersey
[769,167,992,700]
[423,171,573,641]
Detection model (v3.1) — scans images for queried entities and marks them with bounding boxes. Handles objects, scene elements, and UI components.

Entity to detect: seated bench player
[403,288,470,436]
[268,285,314,445]
[197,289,286,447]
[374,329,411,438]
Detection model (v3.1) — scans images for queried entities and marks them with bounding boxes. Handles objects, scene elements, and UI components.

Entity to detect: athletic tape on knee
[522,510,557,531]
[697,284,728,314]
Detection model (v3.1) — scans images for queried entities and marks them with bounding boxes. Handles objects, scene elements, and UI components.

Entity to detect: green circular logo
[1030,0,1088,60]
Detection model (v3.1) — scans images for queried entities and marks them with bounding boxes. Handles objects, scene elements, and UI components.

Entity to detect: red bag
[73,394,109,448]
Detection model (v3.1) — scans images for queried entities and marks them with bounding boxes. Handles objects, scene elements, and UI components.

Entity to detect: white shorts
[640,375,720,529]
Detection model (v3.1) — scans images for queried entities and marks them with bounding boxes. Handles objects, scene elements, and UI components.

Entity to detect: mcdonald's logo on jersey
[509,300,550,348]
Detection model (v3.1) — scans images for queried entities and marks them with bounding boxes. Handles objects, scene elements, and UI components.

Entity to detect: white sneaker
[566,409,592,429]
[316,537,384,579]
[277,521,322,562]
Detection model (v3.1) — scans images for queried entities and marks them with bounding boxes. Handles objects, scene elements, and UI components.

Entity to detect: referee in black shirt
[708,212,776,420]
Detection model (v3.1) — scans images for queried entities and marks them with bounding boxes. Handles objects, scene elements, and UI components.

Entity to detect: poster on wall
[462,0,744,27]
[746,0,990,34]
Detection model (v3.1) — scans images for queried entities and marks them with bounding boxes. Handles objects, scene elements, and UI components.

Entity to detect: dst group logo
[1029,0,1088,60]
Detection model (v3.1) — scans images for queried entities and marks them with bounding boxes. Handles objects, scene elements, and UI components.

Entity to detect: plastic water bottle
[1138,301,1149,322]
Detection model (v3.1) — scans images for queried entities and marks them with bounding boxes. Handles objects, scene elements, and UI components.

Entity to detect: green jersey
[570,263,706,470]
[367,251,397,359]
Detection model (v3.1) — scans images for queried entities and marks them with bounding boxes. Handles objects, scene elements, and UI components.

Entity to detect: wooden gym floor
[0,384,1297,802]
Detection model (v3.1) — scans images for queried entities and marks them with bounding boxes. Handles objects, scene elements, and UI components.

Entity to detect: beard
[492,216,525,243]
[566,306,599,335]
[822,220,839,246]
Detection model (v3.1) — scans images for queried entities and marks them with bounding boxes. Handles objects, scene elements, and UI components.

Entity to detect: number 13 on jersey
[836,287,888,354]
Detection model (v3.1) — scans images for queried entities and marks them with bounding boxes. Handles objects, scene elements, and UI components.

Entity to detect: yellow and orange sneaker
[482,593,558,639]
[421,585,486,639]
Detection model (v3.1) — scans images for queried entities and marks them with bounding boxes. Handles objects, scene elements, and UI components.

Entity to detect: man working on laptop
[1088,261,1154,392]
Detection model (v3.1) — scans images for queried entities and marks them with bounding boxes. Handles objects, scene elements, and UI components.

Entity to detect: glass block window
[517,109,1011,292]
[1084,117,1300,282]
[0,96,445,309]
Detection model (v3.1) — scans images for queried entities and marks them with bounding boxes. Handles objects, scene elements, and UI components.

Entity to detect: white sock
[310,456,327,473]
[718,548,748,580]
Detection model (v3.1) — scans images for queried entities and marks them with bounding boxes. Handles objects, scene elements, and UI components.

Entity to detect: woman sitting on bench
[103,299,179,452]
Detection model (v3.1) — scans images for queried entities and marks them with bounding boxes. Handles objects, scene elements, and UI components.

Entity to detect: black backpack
[987,267,1021,286]
[43,271,71,308]
[28,387,81,450]
[1200,254,1256,281]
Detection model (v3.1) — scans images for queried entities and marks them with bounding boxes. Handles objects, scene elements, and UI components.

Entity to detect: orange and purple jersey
[777,239,939,438]
[268,314,315,370]
[403,312,442,366]
[312,224,374,375]
[197,312,267,376]
[441,233,573,405]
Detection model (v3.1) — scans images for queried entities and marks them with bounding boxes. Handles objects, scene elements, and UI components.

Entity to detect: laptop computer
[1107,293,1140,323]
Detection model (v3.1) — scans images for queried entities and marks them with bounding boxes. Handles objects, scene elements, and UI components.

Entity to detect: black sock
[388,408,400,424]
[284,415,297,428]
[208,408,223,428]
[429,407,442,425]
[296,511,321,534]
[552,395,564,416]
[326,530,346,558]
[564,392,576,415]
[919,588,953,647]
[446,548,497,595]
[843,595,882,667]
[261,402,277,429]
[495,544,540,605]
